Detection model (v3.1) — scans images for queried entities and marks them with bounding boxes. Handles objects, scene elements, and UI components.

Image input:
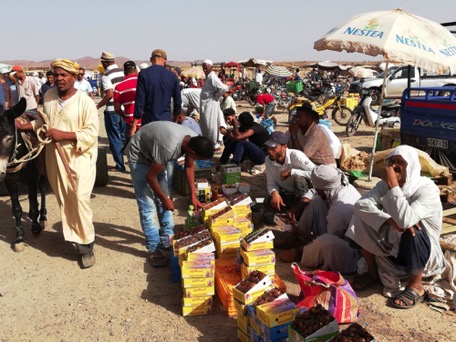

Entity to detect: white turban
[203,59,213,66]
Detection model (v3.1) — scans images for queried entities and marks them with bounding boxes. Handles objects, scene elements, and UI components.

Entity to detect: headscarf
[311,165,349,204]
[385,145,430,198]
[50,58,80,75]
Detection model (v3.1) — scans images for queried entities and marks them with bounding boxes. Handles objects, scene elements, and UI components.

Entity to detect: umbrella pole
[368,60,389,182]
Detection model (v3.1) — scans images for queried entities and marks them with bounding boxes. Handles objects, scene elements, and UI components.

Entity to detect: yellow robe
[35,89,99,244]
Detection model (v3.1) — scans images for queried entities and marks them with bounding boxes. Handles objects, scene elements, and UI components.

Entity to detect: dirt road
[0,104,455,341]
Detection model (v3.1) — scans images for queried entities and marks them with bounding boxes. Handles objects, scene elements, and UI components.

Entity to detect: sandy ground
[0,101,455,342]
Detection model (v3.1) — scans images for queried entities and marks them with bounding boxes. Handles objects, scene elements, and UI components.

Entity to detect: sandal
[352,273,378,292]
[147,251,168,268]
[279,246,303,263]
[390,287,426,309]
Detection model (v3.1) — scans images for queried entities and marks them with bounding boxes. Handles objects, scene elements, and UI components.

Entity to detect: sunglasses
[78,73,84,76]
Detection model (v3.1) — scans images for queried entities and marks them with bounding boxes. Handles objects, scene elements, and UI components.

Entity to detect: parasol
[265,65,293,77]
[314,8,456,180]
[181,65,205,79]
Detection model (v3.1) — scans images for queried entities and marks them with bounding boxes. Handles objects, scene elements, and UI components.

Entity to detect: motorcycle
[288,91,353,125]
[345,89,401,137]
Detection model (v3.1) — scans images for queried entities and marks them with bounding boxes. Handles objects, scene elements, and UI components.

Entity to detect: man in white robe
[25,59,99,268]
[346,145,446,308]
[278,165,361,274]
[200,59,228,149]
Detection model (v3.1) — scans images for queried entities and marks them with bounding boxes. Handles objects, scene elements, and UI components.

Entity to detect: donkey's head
[0,98,26,181]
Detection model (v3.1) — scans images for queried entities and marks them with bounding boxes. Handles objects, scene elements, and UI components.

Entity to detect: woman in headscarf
[346,145,446,309]
[279,165,361,274]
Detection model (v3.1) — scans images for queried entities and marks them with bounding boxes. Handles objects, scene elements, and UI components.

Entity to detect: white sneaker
[250,164,265,175]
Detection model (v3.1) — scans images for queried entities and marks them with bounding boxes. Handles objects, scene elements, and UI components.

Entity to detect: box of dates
[288,304,339,342]
[241,228,275,251]
[256,297,300,328]
[181,261,214,278]
[232,270,273,305]
[240,248,275,266]
[172,226,212,257]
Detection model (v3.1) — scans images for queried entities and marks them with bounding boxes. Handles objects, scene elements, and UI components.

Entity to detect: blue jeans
[129,160,174,252]
[220,139,266,165]
[104,110,126,171]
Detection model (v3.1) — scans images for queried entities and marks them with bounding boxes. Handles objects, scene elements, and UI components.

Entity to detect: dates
[291,304,335,338]
[251,287,283,307]
[173,226,206,240]
[186,238,212,253]
[175,230,211,249]
[332,323,374,342]
[244,228,270,244]
[211,206,231,219]
[235,270,267,293]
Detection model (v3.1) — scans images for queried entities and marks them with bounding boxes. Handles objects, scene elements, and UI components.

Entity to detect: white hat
[203,59,213,66]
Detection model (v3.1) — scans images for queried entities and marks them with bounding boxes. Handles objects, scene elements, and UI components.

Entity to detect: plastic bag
[291,262,359,323]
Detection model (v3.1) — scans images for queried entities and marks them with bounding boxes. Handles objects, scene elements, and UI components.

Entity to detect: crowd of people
[1,51,448,310]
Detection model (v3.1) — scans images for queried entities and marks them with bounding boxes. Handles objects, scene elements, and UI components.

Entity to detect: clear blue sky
[3,0,455,63]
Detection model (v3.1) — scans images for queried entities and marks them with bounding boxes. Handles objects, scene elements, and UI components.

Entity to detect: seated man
[126,121,214,267]
[263,131,315,225]
[175,112,202,136]
[289,103,336,167]
[219,110,269,167]
[279,165,361,272]
[346,145,446,309]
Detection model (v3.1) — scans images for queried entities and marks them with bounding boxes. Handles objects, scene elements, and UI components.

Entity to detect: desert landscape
[0,102,455,342]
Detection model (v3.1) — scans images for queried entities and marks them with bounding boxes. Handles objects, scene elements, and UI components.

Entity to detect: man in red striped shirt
[114,61,141,137]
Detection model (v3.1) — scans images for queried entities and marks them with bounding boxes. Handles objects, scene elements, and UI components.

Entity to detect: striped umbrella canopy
[265,65,292,77]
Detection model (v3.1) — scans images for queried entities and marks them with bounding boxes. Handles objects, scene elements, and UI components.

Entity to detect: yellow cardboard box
[255,298,299,328]
[182,277,214,288]
[181,261,214,278]
[240,248,276,266]
[241,262,275,278]
[182,295,213,307]
[182,304,212,316]
[183,286,215,298]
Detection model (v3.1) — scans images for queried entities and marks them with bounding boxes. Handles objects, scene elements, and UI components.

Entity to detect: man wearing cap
[11,65,39,113]
[263,131,315,225]
[289,103,336,167]
[97,51,126,172]
[130,49,181,135]
[114,61,140,139]
[74,67,94,99]
[278,165,361,269]
[18,58,99,268]
[200,59,229,150]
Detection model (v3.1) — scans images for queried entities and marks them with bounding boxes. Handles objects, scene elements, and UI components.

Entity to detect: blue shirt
[134,65,181,125]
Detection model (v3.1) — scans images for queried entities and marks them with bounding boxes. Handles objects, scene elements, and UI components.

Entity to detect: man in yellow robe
[23,59,99,268]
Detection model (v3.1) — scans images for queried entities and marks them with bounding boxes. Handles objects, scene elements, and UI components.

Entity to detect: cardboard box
[185,239,216,254]
[237,329,250,342]
[186,252,215,263]
[182,303,212,316]
[287,319,339,342]
[181,261,214,278]
[173,165,212,195]
[243,228,275,245]
[195,178,210,189]
[182,295,213,307]
[241,240,274,252]
[256,298,300,328]
[222,183,238,195]
[183,286,215,298]
[237,182,251,194]
[213,226,242,243]
[259,321,290,341]
[237,312,249,334]
[240,248,276,266]
[241,262,275,278]
[181,276,214,288]
[221,163,241,175]
[202,198,228,219]
[233,276,273,305]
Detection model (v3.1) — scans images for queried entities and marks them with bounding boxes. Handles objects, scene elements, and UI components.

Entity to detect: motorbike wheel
[346,113,362,137]
[332,106,353,126]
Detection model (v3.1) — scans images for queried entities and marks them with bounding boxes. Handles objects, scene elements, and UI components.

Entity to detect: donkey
[0,98,47,252]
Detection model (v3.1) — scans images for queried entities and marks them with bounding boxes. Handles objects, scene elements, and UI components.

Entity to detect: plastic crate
[285,80,303,94]
[246,81,260,91]
[173,167,212,195]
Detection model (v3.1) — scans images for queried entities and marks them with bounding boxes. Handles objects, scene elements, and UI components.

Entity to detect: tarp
[239,58,273,67]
